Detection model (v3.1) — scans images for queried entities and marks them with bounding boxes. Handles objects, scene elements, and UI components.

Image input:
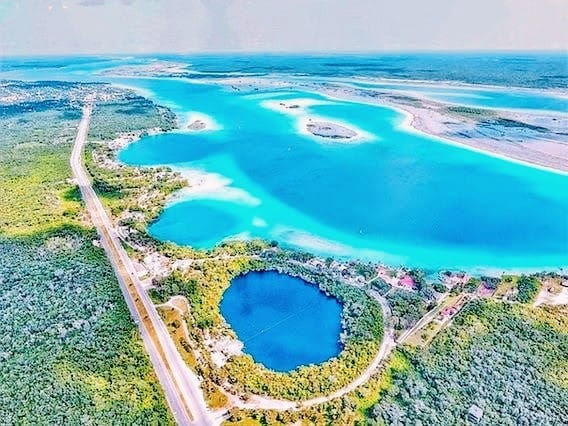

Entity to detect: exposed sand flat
[99,60,192,77]
[306,121,357,139]
[171,168,260,206]
[261,98,332,115]
[384,98,568,174]
[314,86,568,173]
[261,98,376,143]
[221,76,568,173]
[342,75,568,98]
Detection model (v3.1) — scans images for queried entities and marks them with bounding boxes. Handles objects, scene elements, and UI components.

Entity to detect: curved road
[71,106,217,426]
[73,106,400,419]
[226,290,396,411]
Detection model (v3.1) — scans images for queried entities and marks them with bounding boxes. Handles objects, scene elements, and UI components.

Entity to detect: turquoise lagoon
[118,78,568,271]
[219,271,342,371]
[331,78,568,113]
[3,55,567,370]
[6,55,564,271]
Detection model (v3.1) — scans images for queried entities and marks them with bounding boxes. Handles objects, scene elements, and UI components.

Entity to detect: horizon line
[1,49,567,59]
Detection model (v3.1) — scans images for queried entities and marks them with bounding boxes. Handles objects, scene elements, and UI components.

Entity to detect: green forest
[150,250,384,402]
[224,299,567,425]
[369,300,568,425]
[0,81,174,423]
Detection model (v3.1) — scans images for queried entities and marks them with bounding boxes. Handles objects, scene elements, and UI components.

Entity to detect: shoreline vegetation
[84,78,567,424]
[149,252,384,401]
[3,76,567,425]
[100,61,568,171]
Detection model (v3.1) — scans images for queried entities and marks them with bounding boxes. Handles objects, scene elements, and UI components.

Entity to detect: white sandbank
[261,98,376,143]
[393,106,568,176]
[305,88,568,176]
[169,168,260,206]
[182,111,222,132]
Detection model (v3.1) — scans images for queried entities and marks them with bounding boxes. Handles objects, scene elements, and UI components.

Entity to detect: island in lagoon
[1,54,567,425]
[306,120,358,139]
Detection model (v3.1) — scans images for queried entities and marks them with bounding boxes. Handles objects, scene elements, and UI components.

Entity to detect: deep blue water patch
[220,271,343,372]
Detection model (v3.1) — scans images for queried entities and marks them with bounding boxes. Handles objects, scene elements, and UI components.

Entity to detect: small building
[467,404,484,423]
[441,307,458,318]
[399,275,415,289]
[477,284,494,298]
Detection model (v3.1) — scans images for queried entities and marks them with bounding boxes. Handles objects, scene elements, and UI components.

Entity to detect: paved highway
[71,105,216,426]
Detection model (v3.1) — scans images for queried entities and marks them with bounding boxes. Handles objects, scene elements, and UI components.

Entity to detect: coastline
[392,103,568,176]
[220,76,568,174]
[106,80,568,274]
[305,84,568,174]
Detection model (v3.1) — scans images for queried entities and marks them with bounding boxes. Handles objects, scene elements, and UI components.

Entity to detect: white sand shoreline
[181,111,222,132]
[393,105,568,176]
[298,85,568,174]
[261,98,376,143]
[213,76,568,173]
[168,167,260,206]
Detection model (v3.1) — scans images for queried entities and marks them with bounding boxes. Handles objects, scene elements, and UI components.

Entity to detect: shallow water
[3,55,567,270]
[219,271,342,372]
[117,78,568,270]
[339,79,568,113]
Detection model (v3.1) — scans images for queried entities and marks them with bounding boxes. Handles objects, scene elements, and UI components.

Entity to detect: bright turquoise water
[337,79,568,113]
[2,55,567,270]
[117,78,568,271]
[219,271,342,371]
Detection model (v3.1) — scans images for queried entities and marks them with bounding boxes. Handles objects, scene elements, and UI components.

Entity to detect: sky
[0,0,566,55]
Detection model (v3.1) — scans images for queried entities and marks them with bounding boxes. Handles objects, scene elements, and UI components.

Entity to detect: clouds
[77,0,135,6]
[0,0,566,55]
[77,0,105,6]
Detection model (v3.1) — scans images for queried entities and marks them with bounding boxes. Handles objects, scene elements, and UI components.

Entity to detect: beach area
[261,98,375,142]
[219,75,568,173]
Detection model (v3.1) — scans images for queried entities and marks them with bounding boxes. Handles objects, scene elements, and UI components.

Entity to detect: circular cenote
[220,270,343,372]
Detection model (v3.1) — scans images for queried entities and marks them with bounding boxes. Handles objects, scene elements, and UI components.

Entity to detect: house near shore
[399,275,415,289]
[442,271,471,288]
[477,284,495,298]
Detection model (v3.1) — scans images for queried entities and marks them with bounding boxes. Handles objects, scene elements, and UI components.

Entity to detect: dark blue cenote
[219,271,343,372]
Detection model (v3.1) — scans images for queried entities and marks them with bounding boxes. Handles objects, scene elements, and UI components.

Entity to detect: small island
[187,119,207,131]
[262,99,370,142]
[306,120,358,139]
